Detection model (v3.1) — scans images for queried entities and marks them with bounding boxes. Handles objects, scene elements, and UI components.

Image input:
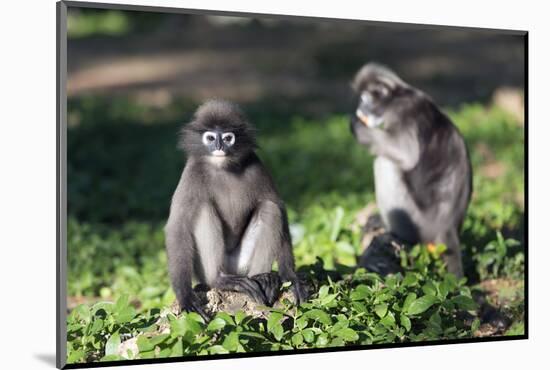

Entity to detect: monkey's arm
[165,204,208,319]
[365,127,419,171]
[275,206,308,304]
[164,167,212,319]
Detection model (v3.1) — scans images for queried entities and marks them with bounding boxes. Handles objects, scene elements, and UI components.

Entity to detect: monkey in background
[350,63,472,277]
[165,100,306,318]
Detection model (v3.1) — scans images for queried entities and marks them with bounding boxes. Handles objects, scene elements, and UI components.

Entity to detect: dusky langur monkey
[350,63,472,277]
[165,100,306,318]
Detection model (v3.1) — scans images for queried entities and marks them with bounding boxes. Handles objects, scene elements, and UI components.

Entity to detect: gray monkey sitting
[350,63,472,277]
[165,100,306,318]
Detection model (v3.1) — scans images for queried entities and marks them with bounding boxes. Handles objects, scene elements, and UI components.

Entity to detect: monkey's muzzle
[356,109,370,127]
[212,150,226,157]
[356,109,384,128]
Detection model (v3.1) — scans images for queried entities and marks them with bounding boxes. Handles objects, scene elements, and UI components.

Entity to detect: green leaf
[333,328,359,342]
[452,295,477,310]
[330,207,345,241]
[100,354,123,362]
[240,331,266,339]
[320,293,338,306]
[222,332,240,352]
[105,332,121,356]
[186,312,206,325]
[422,281,437,296]
[380,311,396,328]
[114,306,136,324]
[296,316,308,330]
[336,241,355,255]
[471,318,481,333]
[402,273,418,287]
[318,285,329,299]
[67,349,85,363]
[407,295,438,315]
[270,323,284,341]
[169,338,184,357]
[402,292,417,312]
[316,333,329,346]
[89,318,104,333]
[374,303,388,318]
[329,318,349,334]
[302,328,315,343]
[429,311,442,327]
[148,334,170,346]
[214,312,235,326]
[137,336,154,353]
[114,294,129,313]
[304,309,332,326]
[291,333,304,346]
[350,285,370,301]
[74,304,91,323]
[170,315,203,338]
[206,317,226,332]
[209,345,230,355]
[235,310,247,325]
[400,314,411,332]
[267,312,283,331]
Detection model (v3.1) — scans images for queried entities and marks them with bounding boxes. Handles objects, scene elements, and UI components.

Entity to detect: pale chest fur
[208,169,256,238]
[374,156,423,240]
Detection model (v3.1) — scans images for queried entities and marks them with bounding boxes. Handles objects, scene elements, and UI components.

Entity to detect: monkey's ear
[177,121,199,152]
[350,79,361,92]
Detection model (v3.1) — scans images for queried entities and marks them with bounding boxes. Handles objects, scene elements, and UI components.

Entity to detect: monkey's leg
[227,201,281,305]
[194,205,269,305]
[436,228,464,278]
[246,201,307,304]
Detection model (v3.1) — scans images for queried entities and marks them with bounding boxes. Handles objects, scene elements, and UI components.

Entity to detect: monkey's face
[201,130,236,157]
[350,63,409,143]
[180,100,257,165]
[355,82,392,128]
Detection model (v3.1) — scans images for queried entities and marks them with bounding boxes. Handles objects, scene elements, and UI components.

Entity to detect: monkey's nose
[215,136,223,151]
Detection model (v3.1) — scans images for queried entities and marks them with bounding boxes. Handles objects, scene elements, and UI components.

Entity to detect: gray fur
[350,63,472,277]
[165,100,305,317]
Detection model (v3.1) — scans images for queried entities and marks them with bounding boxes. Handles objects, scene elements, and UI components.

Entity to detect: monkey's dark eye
[202,131,218,145]
[371,85,389,99]
[221,132,235,146]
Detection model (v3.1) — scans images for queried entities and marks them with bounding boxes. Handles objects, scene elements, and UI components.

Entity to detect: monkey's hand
[179,292,210,321]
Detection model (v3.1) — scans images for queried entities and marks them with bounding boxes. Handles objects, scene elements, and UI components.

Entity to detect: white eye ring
[360,92,371,103]
[202,131,217,145]
[222,132,235,146]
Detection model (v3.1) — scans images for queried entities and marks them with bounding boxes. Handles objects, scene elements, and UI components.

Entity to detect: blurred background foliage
[65,5,525,353]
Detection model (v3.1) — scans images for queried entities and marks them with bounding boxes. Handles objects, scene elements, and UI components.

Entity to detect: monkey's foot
[358,233,407,276]
[215,275,269,305]
[290,278,308,305]
[251,272,281,306]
